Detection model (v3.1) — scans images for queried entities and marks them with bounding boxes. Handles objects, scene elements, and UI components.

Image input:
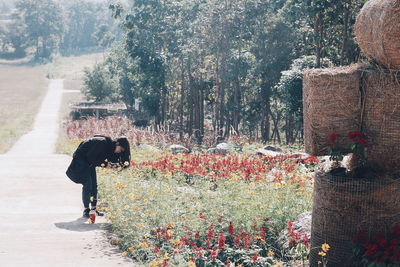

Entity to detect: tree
[82,63,116,102]
[102,0,369,145]
[15,0,65,60]
[60,1,117,54]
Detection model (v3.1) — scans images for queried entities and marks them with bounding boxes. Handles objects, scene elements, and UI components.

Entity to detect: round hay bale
[310,172,400,266]
[355,0,400,69]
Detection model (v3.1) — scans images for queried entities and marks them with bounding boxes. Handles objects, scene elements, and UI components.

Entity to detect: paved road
[0,80,135,266]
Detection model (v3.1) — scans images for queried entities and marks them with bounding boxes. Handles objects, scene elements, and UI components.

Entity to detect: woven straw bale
[303,65,363,156]
[355,0,400,69]
[362,68,400,171]
[310,172,400,266]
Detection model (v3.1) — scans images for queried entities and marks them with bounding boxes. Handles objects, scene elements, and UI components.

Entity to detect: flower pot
[309,172,400,266]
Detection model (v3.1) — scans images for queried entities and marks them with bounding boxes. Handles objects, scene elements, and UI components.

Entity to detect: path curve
[0,79,135,266]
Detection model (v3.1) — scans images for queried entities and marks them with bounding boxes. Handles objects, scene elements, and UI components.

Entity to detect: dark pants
[82,166,97,208]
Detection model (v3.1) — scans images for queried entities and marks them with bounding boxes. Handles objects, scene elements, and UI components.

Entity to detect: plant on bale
[347,131,367,168]
[327,133,343,165]
[352,225,400,266]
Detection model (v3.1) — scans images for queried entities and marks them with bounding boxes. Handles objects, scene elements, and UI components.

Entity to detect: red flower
[210,248,218,261]
[302,234,310,248]
[347,131,367,145]
[260,227,266,240]
[218,231,226,249]
[392,225,400,237]
[375,233,388,249]
[207,224,215,241]
[252,253,258,262]
[364,243,378,257]
[233,234,241,248]
[194,232,200,240]
[228,222,235,236]
[358,137,367,145]
[328,133,338,143]
[348,131,363,139]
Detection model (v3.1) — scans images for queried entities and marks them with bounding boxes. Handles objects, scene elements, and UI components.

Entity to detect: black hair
[115,136,131,167]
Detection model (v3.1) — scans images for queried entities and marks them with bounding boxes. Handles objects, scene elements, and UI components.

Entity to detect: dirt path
[0,80,135,266]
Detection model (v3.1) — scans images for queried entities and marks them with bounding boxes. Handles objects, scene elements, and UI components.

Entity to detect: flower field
[98,152,316,266]
[60,118,318,266]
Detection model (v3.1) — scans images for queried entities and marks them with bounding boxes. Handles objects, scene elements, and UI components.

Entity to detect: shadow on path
[55,217,111,232]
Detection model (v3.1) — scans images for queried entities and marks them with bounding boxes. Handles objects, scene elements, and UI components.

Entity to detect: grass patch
[0,63,48,153]
[0,53,103,153]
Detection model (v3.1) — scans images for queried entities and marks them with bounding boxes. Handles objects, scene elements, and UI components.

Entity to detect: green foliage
[60,1,117,54]
[276,55,331,117]
[15,0,65,60]
[82,63,116,102]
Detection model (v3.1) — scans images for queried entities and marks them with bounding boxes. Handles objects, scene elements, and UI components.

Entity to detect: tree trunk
[340,3,350,66]
[187,58,194,136]
[314,12,323,68]
[179,57,185,141]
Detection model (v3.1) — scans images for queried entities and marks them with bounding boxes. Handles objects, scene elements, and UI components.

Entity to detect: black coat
[73,136,116,167]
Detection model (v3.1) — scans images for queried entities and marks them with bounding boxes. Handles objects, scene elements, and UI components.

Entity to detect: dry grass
[0,64,48,153]
[0,52,103,153]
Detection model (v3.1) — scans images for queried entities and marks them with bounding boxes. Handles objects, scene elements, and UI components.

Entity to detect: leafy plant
[347,131,367,167]
[327,133,344,164]
[352,225,400,266]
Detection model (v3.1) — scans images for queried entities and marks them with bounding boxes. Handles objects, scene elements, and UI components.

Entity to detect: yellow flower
[274,263,283,267]
[135,222,144,228]
[128,247,135,251]
[318,251,326,257]
[172,239,181,245]
[121,251,128,256]
[163,253,170,260]
[149,260,161,267]
[321,243,330,252]
[267,250,275,257]
[124,161,130,166]
[101,163,105,167]
[139,242,149,249]
[132,206,140,212]
[167,229,174,236]
[90,196,94,202]
[143,233,150,238]
[105,159,108,162]
[317,261,322,265]
[188,261,196,267]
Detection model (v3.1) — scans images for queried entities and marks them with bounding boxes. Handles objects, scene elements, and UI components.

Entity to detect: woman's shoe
[95,209,104,216]
[83,208,90,218]
[90,208,104,216]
